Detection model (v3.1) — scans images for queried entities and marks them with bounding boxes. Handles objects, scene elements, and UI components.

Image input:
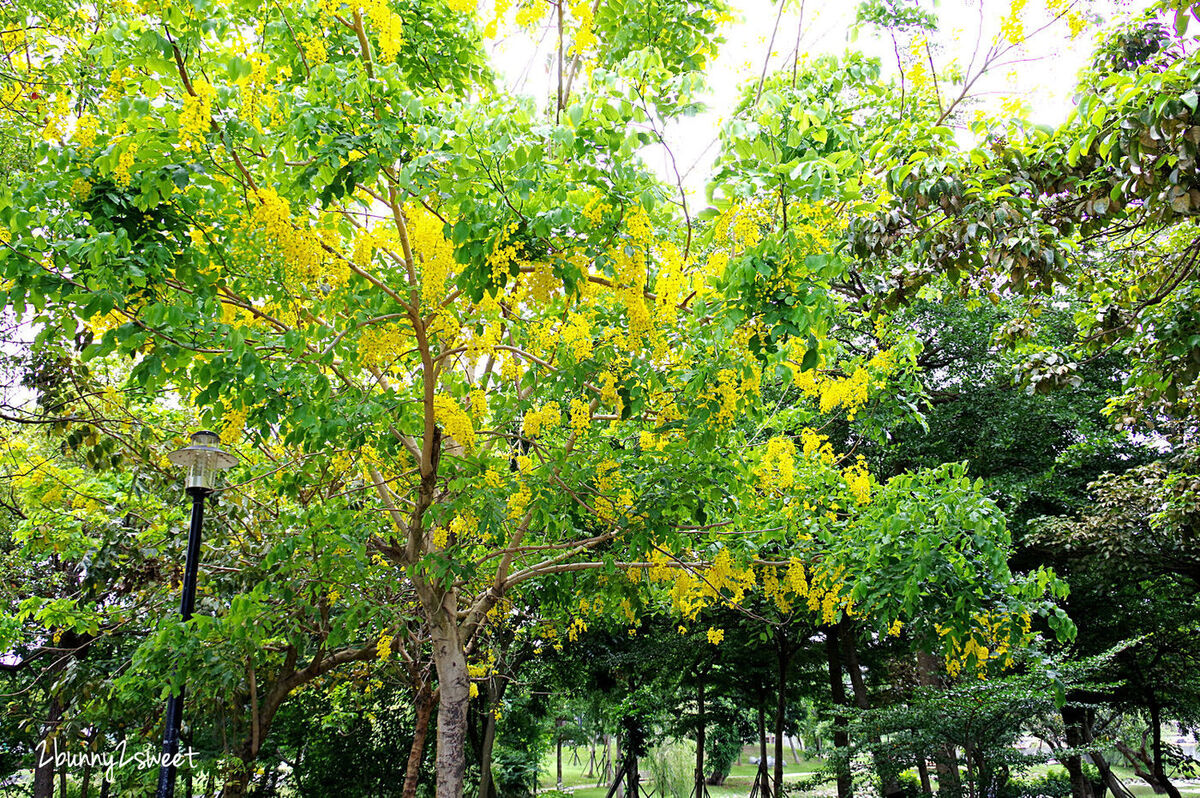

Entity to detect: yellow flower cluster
[358,322,407,367]
[757,435,797,492]
[714,200,769,248]
[507,479,532,520]
[706,627,725,645]
[598,371,622,416]
[626,204,653,247]
[581,189,608,224]
[568,0,595,56]
[220,404,249,443]
[560,312,594,361]
[469,387,488,422]
[660,549,756,618]
[300,29,328,64]
[638,431,668,452]
[998,0,1027,44]
[843,457,872,505]
[567,616,588,641]
[805,564,852,625]
[798,367,870,418]
[113,144,136,188]
[238,54,276,133]
[569,398,591,434]
[591,458,639,526]
[527,260,557,303]
[611,247,653,343]
[73,114,98,150]
[376,633,394,660]
[179,79,214,151]
[800,428,834,463]
[522,402,561,437]
[433,395,475,451]
[654,242,687,324]
[363,0,406,62]
[484,468,505,489]
[87,310,125,337]
[487,221,522,284]
[408,205,455,308]
[708,369,741,427]
[251,187,328,286]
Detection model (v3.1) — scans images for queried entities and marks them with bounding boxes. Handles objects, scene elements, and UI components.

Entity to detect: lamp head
[167,430,238,491]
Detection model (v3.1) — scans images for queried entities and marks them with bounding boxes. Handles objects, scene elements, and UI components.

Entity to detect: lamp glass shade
[167,431,238,490]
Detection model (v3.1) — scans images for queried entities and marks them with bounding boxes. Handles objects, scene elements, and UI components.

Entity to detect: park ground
[539,746,1200,798]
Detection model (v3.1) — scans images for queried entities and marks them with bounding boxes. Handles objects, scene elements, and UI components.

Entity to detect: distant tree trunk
[557,717,565,789]
[404,681,435,798]
[1148,701,1181,798]
[58,759,68,798]
[843,629,903,798]
[614,735,624,798]
[80,757,93,798]
[917,755,932,796]
[1082,712,1133,798]
[1114,730,1182,798]
[917,650,961,793]
[775,630,790,796]
[1062,702,1097,798]
[696,679,707,798]
[758,693,772,797]
[478,679,503,798]
[585,739,596,779]
[790,736,801,765]
[825,625,853,798]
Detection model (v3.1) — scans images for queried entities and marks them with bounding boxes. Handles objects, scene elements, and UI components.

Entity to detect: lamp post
[156,431,237,798]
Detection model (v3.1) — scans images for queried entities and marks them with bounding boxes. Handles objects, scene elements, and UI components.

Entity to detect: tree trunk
[825,625,853,798]
[1062,702,1097,798]
[220,767,253,797]
[32,695,64,798]
[403,681,435,798]
[775,631,789,796]
[423,587,470,798]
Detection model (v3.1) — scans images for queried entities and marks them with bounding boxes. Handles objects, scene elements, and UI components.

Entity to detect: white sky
[486,0,1145,201]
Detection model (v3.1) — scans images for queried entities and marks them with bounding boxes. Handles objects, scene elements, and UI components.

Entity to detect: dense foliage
[1,0,1199,796]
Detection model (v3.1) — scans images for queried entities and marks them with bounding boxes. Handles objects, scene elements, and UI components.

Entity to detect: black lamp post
[156,431,236,798]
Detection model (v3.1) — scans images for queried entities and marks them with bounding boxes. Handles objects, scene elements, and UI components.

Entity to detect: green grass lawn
[539,744,825,797]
